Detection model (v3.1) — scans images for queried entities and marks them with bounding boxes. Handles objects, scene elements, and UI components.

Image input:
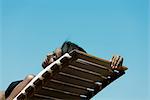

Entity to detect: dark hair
[61,41,86,54]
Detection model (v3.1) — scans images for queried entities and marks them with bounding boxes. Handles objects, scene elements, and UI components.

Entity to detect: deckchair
[14,50,127,100]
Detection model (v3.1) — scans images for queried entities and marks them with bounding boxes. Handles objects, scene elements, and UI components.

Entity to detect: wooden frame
[14,50,127,100]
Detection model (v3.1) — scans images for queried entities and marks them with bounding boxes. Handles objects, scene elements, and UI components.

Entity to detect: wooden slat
[50,79,87,90]
[69,50,111,68]
[61,65,107,82]
[35,87,84,100]
[70,50,128,71]
[43,78,88,95]
[77,59,110,70]
[51,72,95,88]
[71,59,113,77]
[29,94,62,100]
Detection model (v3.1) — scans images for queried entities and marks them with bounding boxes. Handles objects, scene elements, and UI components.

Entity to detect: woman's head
[61,41,86,54]
[42,41,86,68]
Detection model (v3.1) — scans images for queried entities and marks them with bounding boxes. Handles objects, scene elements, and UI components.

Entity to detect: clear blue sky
[1,0,149,100]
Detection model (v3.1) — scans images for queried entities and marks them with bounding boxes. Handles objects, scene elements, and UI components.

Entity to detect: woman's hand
[111,55,123,70]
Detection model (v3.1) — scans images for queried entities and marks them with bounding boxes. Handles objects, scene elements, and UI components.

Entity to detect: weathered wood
[52,72,95,89]
[34,87,83,100]
[71,59,113,77]
[29,94,62,100]
[14,50,127,100]
[70,50,128,71]
[44,78,88,95]
[61,65,107,82]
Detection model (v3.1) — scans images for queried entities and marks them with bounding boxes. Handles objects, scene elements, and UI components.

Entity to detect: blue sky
[1,0,149,100]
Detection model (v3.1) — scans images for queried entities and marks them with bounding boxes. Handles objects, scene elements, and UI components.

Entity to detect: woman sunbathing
[4,41,123,100]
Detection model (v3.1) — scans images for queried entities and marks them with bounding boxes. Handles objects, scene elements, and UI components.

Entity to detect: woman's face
[42,48,62,68]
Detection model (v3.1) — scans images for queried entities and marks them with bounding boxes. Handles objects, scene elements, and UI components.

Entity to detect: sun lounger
[14,50,127,100]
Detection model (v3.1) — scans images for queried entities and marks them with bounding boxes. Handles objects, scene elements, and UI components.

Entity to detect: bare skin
[6,48,123,99]
[111,55,123,69]
[0,91,5,100]
[6,75,34,100]
[42,48,62,68]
